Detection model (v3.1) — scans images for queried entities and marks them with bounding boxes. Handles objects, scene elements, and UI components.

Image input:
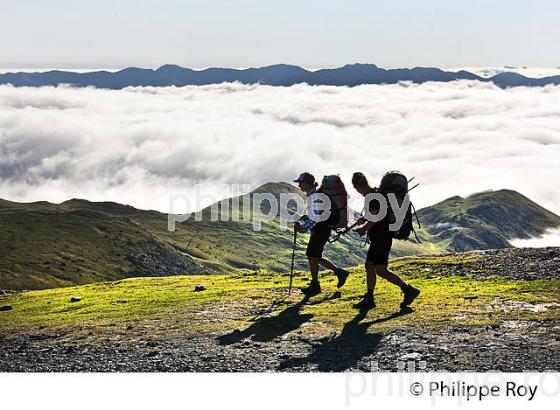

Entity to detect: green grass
[2,254,558,341]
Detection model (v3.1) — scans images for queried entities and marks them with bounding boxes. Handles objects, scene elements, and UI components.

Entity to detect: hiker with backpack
[351,172,420,310]
[293,172,350,296]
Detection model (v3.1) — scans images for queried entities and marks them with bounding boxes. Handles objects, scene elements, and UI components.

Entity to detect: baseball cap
[293,172,315,185]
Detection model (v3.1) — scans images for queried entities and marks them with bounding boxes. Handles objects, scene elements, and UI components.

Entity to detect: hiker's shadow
[278,306,414,372]
[217,296,312,345]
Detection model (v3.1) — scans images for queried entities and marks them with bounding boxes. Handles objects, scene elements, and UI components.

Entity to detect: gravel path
[1,319,558,372]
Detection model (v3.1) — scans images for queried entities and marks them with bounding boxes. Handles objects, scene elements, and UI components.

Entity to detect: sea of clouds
[1,80,559,244]
[510,228,560,248]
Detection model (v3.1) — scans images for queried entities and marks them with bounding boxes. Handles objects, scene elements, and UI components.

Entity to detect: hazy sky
[1,0,559,69]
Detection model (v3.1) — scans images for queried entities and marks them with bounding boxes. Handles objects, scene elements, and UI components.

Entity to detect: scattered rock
[70,297,82,303]
[400,352,423,361]
[126,325,134,331]
[429,248,560,280]
[125,240,200,277]
[0,305,13,312]
[194,284,207,292]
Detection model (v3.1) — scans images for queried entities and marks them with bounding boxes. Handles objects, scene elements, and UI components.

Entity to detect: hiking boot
[302,280,321,297]
[334,268,350,288]
[401,285,420,308]
[353,292,376,310]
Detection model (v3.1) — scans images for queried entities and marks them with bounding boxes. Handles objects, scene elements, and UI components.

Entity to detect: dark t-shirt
[364,189,390,237]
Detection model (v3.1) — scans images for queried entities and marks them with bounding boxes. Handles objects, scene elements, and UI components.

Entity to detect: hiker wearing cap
[293,172,350,297]
[351,172,420,310]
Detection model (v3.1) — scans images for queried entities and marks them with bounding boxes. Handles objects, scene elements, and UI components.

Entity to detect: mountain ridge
[2,63,559,89]
[418,189,560,251]
[1,185,558,290]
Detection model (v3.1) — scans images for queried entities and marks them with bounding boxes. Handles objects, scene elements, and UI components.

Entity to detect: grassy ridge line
[3,187,560,290]
[0,191,439,290]
[2,255,558,340]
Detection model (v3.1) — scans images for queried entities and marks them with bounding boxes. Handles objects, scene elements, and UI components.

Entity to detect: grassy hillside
[0,183,436,290]
[4,185,556,291]
[1,253,558,341]
[418,189,560,252]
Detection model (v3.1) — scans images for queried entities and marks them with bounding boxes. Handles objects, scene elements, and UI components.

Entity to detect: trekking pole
[250,229,297,319]
[288,229,297,296]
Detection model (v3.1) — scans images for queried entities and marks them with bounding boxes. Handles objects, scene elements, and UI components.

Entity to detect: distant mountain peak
[262,63,306,70]
[155,64,189,72]
[342,63,379,69]
[419,189,560,252]
[492,72,528,79]
[251,181,301,195]
[116,66,151,73]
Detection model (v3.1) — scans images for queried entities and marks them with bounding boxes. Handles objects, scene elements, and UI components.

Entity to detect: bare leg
[307,256,321,282]
[365,261,377,292]
[353,260,377,308]
[374,264,406,288]
[318,257,338,271]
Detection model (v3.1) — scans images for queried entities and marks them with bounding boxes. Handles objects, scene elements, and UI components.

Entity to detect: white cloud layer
[510,228,560,248]
[1,81,560,216]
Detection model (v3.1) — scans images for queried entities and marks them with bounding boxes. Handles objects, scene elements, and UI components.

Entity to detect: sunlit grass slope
[2,254,558,340]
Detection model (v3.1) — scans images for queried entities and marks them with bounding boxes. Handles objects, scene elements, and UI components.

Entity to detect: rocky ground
[1,247,559,372]
[405,247,560,280]
[1,319,558,372]
[466,247,560,279]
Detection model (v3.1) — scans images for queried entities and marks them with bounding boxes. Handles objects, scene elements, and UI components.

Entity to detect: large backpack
[319,175,349,229]
[378,171,420,241]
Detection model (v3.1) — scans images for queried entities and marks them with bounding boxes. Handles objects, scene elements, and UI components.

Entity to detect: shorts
[305,223,332,258]
[366,228,393,265]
